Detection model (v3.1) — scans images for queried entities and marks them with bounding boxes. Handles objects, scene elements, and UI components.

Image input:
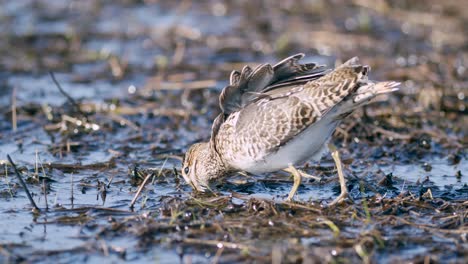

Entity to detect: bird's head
[181,142,227,192]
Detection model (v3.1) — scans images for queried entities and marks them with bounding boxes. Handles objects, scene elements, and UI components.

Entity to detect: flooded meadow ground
[0,0,466,263]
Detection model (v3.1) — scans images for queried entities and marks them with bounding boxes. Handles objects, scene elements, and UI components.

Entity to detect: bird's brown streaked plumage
[181,54,399,200]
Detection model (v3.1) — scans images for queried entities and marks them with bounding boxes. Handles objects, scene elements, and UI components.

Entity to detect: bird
[181,53,399,205]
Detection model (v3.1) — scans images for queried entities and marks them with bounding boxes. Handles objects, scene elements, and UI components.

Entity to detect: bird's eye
[184,167,189,174]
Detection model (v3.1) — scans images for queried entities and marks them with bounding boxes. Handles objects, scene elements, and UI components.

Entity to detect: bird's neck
[208,142,232,177]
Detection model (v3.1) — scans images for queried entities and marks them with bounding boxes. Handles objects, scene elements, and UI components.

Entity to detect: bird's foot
[285,165,302,201]
[297,170,321,181]
[283,168,321,181]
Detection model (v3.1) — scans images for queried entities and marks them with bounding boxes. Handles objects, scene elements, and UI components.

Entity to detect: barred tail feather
[329,81,400,120]
[353,81,400,104]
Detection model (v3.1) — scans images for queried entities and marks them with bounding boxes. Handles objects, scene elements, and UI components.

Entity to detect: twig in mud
[171,40,186,66]
[114,104,190,118]
[99,239,110,257]
[211,244,225,264]
[42,179,48,210]
[11,87,17,131]
[106,173,116,188]
[0,246,11,260]
[49,72,87,118]
[280,201,322,213]
[129,173,154,209]
[3,163,14,198]
[53,206,132,214]
[319,219,340,238]
[156,80,217,90]
[45,160,115,172]
[370,125,411,140]
[7,155,40,212]
[173,167,180,188]
[354,236,374,264]
[66,139,71,153]
[34,149,39,179]
[97,180,107,205]
[155,154,183,161]
[187,196,231,208]
[107,113,140,131]
[70,173,74,208]
[151,158,168,185]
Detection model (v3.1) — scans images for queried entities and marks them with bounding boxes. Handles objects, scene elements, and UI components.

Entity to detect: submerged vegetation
[0,0,466,263]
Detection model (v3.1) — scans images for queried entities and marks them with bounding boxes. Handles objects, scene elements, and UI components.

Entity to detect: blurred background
[0,0,466,263]
[1,0,466,109]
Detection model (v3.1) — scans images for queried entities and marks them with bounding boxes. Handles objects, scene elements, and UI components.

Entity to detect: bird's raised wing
[229,57,373,153]
[218,53,328,115]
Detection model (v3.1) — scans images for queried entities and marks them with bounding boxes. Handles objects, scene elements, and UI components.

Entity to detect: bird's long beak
[188,181,197,190]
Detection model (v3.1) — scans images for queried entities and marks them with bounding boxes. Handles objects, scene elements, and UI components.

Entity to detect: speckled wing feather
[218,53,327,115]
[213,54,328,155]
[219,57,373,158]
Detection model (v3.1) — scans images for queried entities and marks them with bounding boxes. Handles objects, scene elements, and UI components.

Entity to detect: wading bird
[182,54,399,205]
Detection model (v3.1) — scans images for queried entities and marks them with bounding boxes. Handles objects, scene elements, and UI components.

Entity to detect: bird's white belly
[234,119,338,174]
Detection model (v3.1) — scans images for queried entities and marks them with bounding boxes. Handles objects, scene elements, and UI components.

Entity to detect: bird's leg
[283,167,321,181]
[286,164,302,201]
[328,143,349,206]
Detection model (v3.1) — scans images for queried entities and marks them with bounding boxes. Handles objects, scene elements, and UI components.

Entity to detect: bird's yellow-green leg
[286,164,302,201]
[328,143,349,206]
[283,167,321,181]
